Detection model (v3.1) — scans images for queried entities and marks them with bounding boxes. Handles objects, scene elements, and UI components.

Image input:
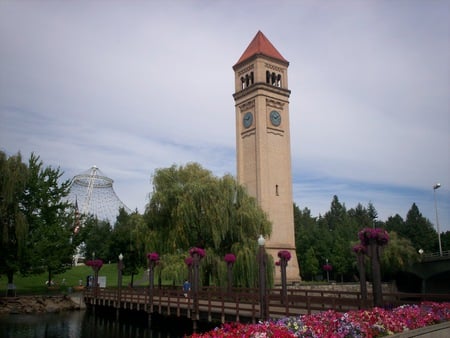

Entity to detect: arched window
[276,74,282,87]
[266,71,271,84]
[241,77,246,90]
[271,72,277,86]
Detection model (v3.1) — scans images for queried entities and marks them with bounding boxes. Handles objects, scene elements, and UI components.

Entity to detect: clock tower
[233,31,300,283]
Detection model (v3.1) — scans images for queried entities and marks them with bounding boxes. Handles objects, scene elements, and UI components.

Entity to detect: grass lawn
[0,264,147,296]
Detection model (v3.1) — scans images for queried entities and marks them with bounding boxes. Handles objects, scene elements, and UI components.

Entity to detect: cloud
[1,1,449,234]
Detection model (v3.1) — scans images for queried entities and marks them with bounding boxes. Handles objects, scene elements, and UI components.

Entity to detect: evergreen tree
[110,208,145,286]
[302,247,319,281]
[21,153,73,284]
[404,203,438,253]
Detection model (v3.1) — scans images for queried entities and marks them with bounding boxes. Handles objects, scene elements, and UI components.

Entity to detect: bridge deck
[84,286,450,324]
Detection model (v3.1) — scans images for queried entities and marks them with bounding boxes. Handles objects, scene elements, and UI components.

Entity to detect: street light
[433,183,443,256]
[258,234,266,320]
[117,253,124,290]
[117,253,124,319]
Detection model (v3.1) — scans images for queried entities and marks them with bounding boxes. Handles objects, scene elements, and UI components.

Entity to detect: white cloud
[1,1,449,234]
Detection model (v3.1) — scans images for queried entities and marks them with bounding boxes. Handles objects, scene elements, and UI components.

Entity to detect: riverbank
[0,294,84,314]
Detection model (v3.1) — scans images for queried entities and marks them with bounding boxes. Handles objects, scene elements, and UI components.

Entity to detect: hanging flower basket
[147,252,160,262]
[86,259,103,270]
[353,244,367,254]
[184,257,193,266]
[189,247,206,258]
[323,263,333,271]
[277,250,291,261]
[224,253,236,264]
[358,227,389,246]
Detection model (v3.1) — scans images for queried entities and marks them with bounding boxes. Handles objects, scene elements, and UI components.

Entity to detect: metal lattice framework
[66,166,130,225]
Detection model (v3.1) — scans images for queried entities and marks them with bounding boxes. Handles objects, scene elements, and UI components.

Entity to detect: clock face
[243,112,253,128]
[270,110,281,126]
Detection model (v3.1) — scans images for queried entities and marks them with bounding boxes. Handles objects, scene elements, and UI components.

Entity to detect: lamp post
[117,253,123,297]
[224,254,236,296]
[277,250,291,305]
[258,234,267,321]
[433,183,443,256]
[353,244,367,307]
[147,252,159,314]
[116,253,123,320]
[189,247,205,332]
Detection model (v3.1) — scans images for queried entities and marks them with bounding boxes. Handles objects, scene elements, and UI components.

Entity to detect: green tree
[21,154,73,284]
[0,151,28,289]
[330,236,352,282]
[110,208,145,286]
[380,231,419,279]
[385,214,405,235]
[302,247,319,281]
[404,203,437,253]
[144,163,272,287]
[82,218,112,262]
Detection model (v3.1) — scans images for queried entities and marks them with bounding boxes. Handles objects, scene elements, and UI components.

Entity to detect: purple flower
[323,264,333,271]
[184,257,193,266]
[358,228,389,246]
[189,247,206,258]
[86,259,103,269]
[278,250,291,261]
[353,244,367,254]
[224,253,236,264]
[147,252,159,262]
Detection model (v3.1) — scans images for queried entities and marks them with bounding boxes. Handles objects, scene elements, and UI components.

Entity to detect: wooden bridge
[83,286,450,329]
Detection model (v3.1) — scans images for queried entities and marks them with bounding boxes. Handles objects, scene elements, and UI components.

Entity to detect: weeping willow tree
[144,163,272,287]
[0,151,29,289]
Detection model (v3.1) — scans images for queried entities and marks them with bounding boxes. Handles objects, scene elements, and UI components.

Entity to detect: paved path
[390,321,450,338]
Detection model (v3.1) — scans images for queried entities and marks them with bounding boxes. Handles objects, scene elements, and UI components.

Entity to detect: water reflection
[0,310,207,338]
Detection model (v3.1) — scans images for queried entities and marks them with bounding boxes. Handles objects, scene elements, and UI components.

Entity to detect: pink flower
[184,257,193,266]
[358,227,389,246]
[190,247,206,258]
[224,253,236,264]
[323,264,333,271]
[353,244,367,254]
[146,252,159,262]
[86,259,103,269]
[278,250,291,261]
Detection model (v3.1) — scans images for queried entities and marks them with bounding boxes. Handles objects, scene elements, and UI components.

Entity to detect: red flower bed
[188,302,450,337]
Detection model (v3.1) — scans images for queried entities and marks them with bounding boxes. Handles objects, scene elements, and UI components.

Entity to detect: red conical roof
[235,31,288,66]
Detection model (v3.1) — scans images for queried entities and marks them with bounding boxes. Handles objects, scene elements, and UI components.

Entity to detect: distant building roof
[234,30,288,67]
[66,166,130,226]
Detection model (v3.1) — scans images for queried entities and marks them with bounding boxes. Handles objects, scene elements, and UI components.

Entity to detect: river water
[0,310,216,338]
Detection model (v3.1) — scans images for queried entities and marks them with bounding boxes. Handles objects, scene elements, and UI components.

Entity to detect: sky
[1,1,449,236]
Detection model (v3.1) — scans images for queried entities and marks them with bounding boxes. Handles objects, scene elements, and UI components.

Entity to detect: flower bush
[185,257,193,266]
[224,253,236,264]
[190,247,206,258]
[188,302,450,337]
[147,252,159,262]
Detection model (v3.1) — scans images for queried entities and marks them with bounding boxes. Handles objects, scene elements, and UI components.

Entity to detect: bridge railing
[83,285,450,321]
[421,250,450,261]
